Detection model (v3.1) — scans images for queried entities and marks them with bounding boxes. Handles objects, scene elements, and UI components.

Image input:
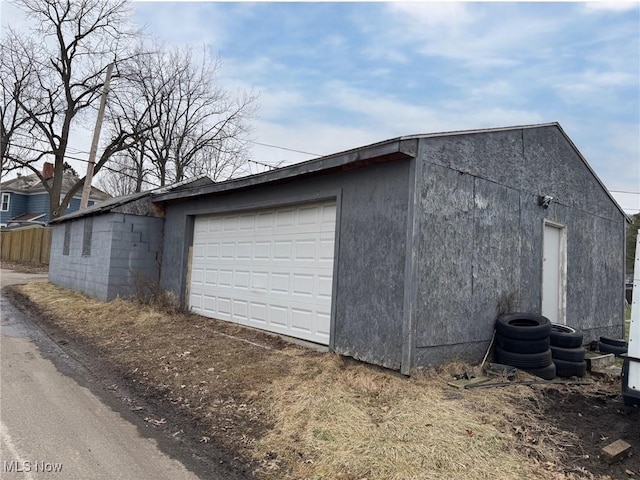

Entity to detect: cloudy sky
[2,1,639,213]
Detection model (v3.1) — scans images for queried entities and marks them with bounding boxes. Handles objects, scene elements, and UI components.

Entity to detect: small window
[82,217,93,257]
[63,223,71,256]
[0,193,10,211]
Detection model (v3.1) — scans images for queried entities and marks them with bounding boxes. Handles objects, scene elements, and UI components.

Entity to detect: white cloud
[133,3,225,48]
[583,2,639,13]
[374,3,563,70]
[388,3,473,29]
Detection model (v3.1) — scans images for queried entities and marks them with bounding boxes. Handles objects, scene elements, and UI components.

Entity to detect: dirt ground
[3,281,639,480]
[540,383,639,479]
[0,260,49,274]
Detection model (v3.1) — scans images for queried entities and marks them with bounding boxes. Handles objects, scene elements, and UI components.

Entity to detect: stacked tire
[550,324,586,378]
[495,313,555,380]
[598,336,628,357]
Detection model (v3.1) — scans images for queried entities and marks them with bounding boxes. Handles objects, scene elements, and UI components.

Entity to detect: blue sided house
[0,162,111,228]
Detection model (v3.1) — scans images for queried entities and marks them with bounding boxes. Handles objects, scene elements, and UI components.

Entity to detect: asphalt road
[0,270,202,479]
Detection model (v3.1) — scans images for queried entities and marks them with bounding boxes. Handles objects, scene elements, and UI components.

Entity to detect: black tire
[494,347,553,369]
[496,313,551,341]
[496,334,550,354]
[599,336,628,348]
[598,342,627,357]
[523,362,556,380]
[550,324,583,348]
[554,359,587,378]
[550,345,586,362]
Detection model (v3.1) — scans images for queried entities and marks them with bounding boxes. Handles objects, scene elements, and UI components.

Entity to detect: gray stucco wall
[49,213,164,301]
[413,126,626,366]
[160,160,411,370]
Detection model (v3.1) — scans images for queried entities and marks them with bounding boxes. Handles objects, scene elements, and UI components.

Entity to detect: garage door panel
[204,269,217,285]
[217,297,232,316]
[271,273,289,293]
[317,275,333,299]
[217,269,232,286]
[298,206,319,224]
[235,270,250,289]
[190,201,336,345]
[190,293,202,309]
[269,304,288,327]
[292,274,314,297]
[203,295,216,313]
[250,303,267,323]
[256,212,274,229]
[276,209,295,226]
[291,308,313,332]
[207,217,222,232]
[237,214,255,230]
[237,242,252,259]
[223,216,238,231]
[233,299,248,319]
[191,268,204,283]
[273,241,292,259]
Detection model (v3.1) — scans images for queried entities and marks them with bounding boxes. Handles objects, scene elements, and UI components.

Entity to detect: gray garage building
[152,123,628,374]
[48,123,628,374]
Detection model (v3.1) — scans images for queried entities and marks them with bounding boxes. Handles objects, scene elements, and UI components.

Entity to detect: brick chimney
[42,162,54,180]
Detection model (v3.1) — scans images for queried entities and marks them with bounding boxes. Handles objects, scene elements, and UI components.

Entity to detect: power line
[11,129,321,162]
[247,140,320,157]
[1,142,160,188]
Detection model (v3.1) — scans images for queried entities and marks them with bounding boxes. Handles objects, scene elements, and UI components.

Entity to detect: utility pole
[80,63,114,209]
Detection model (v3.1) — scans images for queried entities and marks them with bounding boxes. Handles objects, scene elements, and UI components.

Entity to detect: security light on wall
[538,195,554,209]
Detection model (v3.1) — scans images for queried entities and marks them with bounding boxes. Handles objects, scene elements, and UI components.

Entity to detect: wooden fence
[0,227,52,265]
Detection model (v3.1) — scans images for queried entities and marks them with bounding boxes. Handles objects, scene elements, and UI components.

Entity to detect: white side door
[542,222,566,324]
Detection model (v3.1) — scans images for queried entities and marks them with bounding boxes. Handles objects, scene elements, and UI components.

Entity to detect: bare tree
[103,44,257,189]
[2,0,152,219]
[95,152,147,197]
[0,30,43,178]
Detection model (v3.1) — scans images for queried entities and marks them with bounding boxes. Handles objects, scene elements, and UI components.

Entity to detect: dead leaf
[626,469,636,476]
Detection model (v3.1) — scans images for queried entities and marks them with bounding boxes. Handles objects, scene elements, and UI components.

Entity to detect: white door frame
[542,220,567,324]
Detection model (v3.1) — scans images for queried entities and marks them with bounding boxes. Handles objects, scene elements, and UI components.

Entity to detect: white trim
[0,193,10,211]
[542,219,567,324]
[0,190,97,200]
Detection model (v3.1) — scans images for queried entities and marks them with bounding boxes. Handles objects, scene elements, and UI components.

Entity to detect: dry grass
[13,282,599,480]
[253,356,574,480]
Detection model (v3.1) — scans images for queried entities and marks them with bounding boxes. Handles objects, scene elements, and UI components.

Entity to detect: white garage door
[189,201,337,345]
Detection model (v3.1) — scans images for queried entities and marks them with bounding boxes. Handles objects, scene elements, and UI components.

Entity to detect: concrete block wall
[49,215,114,301]
[49,213,164,301]
[105,214,164,301]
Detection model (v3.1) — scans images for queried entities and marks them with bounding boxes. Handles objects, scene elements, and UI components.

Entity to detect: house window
[82,217,93,257]
[1,193,10,211]
[63,223,71,256]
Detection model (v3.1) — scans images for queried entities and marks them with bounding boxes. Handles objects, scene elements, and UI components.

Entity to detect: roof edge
[552,123,631,223]
[154,138,415,202]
